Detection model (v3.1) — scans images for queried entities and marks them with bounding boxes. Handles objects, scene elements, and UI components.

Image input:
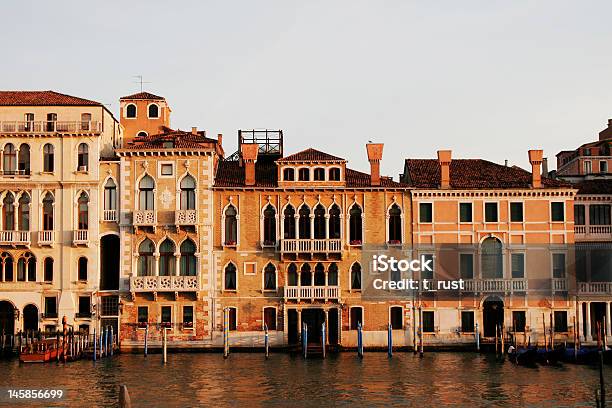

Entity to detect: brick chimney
[366,143,384,186]
[241,143,258,186]
[437,150,452,189]
[217,133,223,147]
[528,149,544,188]
[191,126,198,135]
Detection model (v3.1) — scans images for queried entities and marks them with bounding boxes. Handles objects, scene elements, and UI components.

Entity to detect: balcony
[281,239,342,254]
[133,210,156,226]
[463,278,528,293]
[73,230,89,246]
[574,225,612,241]
[0,231,30,246]
[175,209,197,226]
[38,230,54,246]
[103,210,118,222]
[578,282,612,295]
[0,120,102,134]
[552,278,568,291]
[130,275,199,292]
[0,169,30,177]
[283,285,340,302]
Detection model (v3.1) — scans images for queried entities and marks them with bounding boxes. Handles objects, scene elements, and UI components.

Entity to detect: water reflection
[0,352,610,407]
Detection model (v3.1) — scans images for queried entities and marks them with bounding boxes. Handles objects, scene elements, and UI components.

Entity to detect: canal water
[0,352,611,407]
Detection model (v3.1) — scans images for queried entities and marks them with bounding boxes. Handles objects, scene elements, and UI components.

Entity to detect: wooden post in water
[303,323,308,359]
[550,312,555,350]
[573,315,578,359]
[419,306,424,356]
[223,308,229,359]
[110,326,114,356]
[93,328,97,362]
[475,322,480,351]
[542,314,547,351]
[501,324,505,355]
[162,327,167,364]
[264,324,269,359]
[144,324,148,357]
[599,349,606,408]
[119,385,132,408]
[412,304,417,354]
[57,331,61,362]
[387,323,392,358]
[495,325,499,355]
[357,322,363,358]
[321,322,326,359]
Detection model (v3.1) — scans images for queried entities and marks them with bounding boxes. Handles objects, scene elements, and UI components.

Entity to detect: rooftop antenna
[133,75,152,92]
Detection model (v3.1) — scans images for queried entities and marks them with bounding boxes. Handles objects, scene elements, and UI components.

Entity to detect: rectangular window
[551,202,564,222]
[160,163,173,176]
[421,254,434,279]
[244,262,256,275]
[183,306,194,327]
[510,202,523,222]
[161,306,172,326]
[459,203,472,222]
[137,306,148,324]
[101,296,119,316]
[600,161,608,173]
[419,203,432,223]
[264,307,277,330]
[584,160,592,174]
[44,296,57,317]
[461,311,474,333]
[554,311,568,332]
[552,253,566,278]
[390,306,403,329]
[511,253,525,278]
[459,253,473,279]
[422,311,435,333]
[575,204,585,225]
[78,296,91,317]
[484,203,498,222]
[512,311,526,332]
[589,204,611,225]
[228,308,237,331]
[350,307,363,330]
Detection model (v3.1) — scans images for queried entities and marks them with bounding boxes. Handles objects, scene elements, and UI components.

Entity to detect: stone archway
[483,296,504,338]
[23,304,39,332]
[0,301,15,335]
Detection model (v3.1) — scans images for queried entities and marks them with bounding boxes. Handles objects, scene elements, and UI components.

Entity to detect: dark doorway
[483,297,504,337]
[328,308,339,345]
[288,309,298,344]
[0,301,15,335]
[591,302,607,339]
[100,235,120,290]
[302,309,325,344]
[23,304,39,332]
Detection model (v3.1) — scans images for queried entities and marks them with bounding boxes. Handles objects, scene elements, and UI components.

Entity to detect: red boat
[19,339,61,363]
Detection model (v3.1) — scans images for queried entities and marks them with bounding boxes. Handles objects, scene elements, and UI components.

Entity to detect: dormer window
[314,168,325,181]
[298,168,310,181]
[283,168,294,181]
[329,168,341,181]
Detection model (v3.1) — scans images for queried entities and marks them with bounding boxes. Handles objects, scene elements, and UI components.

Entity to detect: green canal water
[0,352,610,407]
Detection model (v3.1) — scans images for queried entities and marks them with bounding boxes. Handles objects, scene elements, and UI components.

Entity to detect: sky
[2,0,612,177]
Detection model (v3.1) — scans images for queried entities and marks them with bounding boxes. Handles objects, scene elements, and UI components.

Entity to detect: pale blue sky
[2,0,611,176]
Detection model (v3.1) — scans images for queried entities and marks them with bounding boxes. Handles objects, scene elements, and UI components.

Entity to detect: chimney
[437,150,452,189]
[504,159,508,167]
[191,127,198,135]
[599,119,612,141]
[217,133,223,147]
[528,150,544,188]
[541,157,548,177]
[366,143,384,186]
[241,143,259,186]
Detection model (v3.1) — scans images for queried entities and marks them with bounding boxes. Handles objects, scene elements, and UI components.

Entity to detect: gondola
[535,347,563,365]
[508,346,538,365]
[561,346,600,364]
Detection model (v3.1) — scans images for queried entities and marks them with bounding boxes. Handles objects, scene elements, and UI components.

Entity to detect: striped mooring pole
[223,308,229,358]
[357,322,364,358]
[388,323,393,358]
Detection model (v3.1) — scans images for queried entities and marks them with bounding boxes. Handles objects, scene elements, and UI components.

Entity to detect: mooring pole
[93,328,97,362]
[412,304,417,354]
[495,325,499,355]
[110,326,114,356]
[223,308,229,359]
[264,324,269,359]
[501,324,505,355]
[475,322,480,351]
[303,323,308,359]
[163,327,167,364]
[419,307,424,356]
[144,324,148,357]
[573,315,578,360]
[357,322,363,358]
[388,323,393,358]
[599,349,606,408]
[321,322,326,359]
[104,326,109,358]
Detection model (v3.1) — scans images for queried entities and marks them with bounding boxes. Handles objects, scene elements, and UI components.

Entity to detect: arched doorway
[483,296,504,338]
[23,304,38,332]
[100,234,120,290]
[0,301,15,335]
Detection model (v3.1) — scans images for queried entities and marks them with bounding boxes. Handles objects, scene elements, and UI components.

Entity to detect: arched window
[44,257,53,282]
[3,193,15,230]
[159,239,176,276]
[264,263,276,290]
[18,193,30,231]
[18,144,30,175]
[77,192,89,230]
[351,262,362,290]
[298,205,310,239]
[137,239,155,276]
[17,252,35,282]
[287,263,298,286]
[224,205,238,245]
[148,104,159,118]
[388,204,402,243]
[104,179,117,211]
[42,193,54,231]
[481,237,503,279]
[314,263,325,286]
[3,143,16,175]
[313,204,326,239]
[180,175,196,210]
[77,143,89,171]
[126,104,137,118]
[283,205,296,239]
[329,204,341,239]
[298,168,310,181]
[78,257,87,281]
[328,263,338,285]
[137,131,148,138]
[283,168,294,181]
[180,239,196,276]
[263,205,276,245]
[314,168,325,181]
[43,144,54,172]
[1,252,13,281]
[17,258,26,281]
[349,205,362,244]
[300,264,311,286]
[139,175,155,210]
[224,263,237,290]
[329,168,341,181]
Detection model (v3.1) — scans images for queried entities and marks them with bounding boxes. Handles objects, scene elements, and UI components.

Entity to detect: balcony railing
[0,169,30,177]
[133,210,156,226]
[0,230,30,246]
[130,275,199,292]
[38,230,54,245]
[281,239,342,254]
[283,285,340,301]
[578,282,612,295]
[574,225,612,240]
[73,230,89,245]
[103,210,117,222]
[0,120,102,134]
[552,278,568,291]
[175,209,197,225]
[463,279,528,293]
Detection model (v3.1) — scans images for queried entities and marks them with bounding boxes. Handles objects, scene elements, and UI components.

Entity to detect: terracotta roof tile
[122,128,218,150]
[403,159,571,189]
[276,148,345,162]
[574,179,612,195]
[0,91,101,106]
[120,91,165,100]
